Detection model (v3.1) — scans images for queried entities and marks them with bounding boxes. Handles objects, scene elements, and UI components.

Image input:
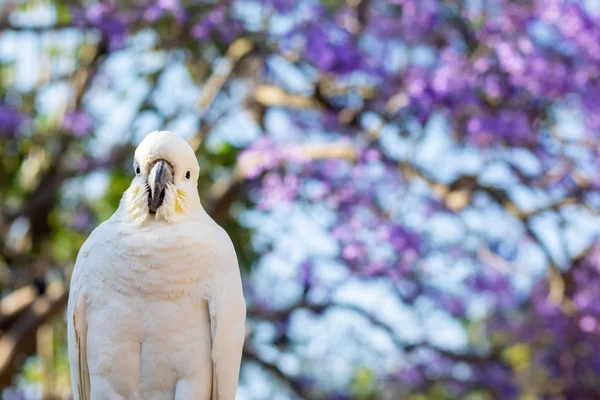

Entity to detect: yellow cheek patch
[123,183,150,226]
[155,185,189,223]
[175,189,186,213]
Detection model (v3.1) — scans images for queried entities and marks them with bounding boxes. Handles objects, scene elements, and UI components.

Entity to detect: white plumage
[67,131,246,400]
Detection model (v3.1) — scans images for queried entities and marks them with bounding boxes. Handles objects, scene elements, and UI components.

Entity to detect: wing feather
[209,228,247,400]
[67,233,97,400]
[68,292,89,400]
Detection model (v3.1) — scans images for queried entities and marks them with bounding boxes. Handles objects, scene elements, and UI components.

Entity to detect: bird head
[121,131,201,224]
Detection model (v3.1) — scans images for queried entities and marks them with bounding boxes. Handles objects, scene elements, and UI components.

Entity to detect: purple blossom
[72,208,92,232]
[0,104,25,138]
[397,366,425,386]
[342,242,366,262]
[386,225,421,254]
[444,297,466,317]
[257,172,298,209]
[2,389,28,400]
[579,315,597,333]
[191,21,213,41]
[82,4,127,49]
[271,0,295,13]
[299,260,312,286]
[191,5,226,41]
[142,0,185,22]
[303,24,363,74]
[237,137,280,179]
[62,111,92,136]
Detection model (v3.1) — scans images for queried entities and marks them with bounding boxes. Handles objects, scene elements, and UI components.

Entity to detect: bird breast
[87,217,217,302]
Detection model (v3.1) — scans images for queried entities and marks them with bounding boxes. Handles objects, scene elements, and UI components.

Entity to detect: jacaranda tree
[0,0,599,398]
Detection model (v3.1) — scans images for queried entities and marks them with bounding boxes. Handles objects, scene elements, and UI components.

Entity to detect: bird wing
[67,280,89,400]
[67,224,105,400]
[209,227,247,400]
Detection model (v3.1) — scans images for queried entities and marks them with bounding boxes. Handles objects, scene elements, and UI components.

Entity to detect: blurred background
[0,0,599,399]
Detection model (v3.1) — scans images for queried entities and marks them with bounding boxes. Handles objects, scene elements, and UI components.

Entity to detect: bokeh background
[0,0,599,399]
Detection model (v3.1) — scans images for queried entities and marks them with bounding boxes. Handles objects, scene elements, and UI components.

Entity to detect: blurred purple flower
[479,364,516,394]
[329,394,351,400]
[78,4,127,49]
[581,83,600,129]
[363,260,386,277]
[192,21,213,41]
[142,0,185,22]
[268,0,295,13]
[215,19,244,44]
[342,242,366,263]
[2,389,27,400]
[483,74,504,99]
[299,260,312,287]
[304,24,362,74]
[238,139,279,179]
[157,0,181,13]
[469,270,510,294]
[191,5,226,41]
[398,366,425,386]
[332,224,354,243]
[63,111,92,136]
[143,7,163,22]
[386,225,421,254]
[466,111,531,146]
[445,297,466,317]
[361,148,381,162]
[72,208,92,232]
[257,172,298,209]
[0,104,25,138]
[579,315,597,333]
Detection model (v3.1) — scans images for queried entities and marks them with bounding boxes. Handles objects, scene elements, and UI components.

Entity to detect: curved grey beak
[147,159,173,214]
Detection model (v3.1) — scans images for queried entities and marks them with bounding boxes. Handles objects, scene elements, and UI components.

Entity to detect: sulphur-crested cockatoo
[67,130,246,400]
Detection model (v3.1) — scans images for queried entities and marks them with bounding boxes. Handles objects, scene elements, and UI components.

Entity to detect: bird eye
[135,166,140,175]
[185,171,191,180]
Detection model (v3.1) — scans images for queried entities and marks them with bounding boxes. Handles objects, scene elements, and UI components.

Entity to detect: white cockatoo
[67,130,246,400]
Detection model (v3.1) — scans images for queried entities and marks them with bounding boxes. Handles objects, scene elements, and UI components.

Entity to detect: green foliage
[407,384,449,400]
[464,392,494,400]
[322,0,346,13]
[350,366,376,399]
[90,170,131,222]
[55,2,72,25]
[502,343,531,372]
[206,140,240,168]
[50,227,85,263]
[21,357,44,385]
[221,214,255,273]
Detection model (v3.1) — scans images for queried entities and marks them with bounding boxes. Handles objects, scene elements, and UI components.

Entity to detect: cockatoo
[67,130,246,400]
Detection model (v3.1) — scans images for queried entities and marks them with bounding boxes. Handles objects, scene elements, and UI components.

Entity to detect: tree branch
[0,283,68,390]
[197,38,255,112]
[0,285,37,331]
[249,299,504,365]
[243,347,309,399]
